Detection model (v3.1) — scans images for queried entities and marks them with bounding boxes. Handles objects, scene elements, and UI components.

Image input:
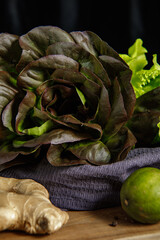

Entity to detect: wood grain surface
[1,206,160,240]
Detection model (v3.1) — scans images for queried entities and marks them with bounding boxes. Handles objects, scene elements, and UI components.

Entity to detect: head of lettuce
[0,26,136,170]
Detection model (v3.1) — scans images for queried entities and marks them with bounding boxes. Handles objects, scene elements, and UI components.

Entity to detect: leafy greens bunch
[120,39,160,146]
[0,26,136,170]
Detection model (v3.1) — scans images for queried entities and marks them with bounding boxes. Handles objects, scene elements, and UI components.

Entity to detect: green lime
[120,167,160,224]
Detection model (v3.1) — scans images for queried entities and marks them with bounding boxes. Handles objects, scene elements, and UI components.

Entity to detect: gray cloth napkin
[0,147,160,210]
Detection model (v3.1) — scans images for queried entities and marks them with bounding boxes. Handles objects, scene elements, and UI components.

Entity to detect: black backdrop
[0,0,160,63]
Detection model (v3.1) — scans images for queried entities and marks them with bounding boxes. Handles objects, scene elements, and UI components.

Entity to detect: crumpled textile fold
[1,147,160,210]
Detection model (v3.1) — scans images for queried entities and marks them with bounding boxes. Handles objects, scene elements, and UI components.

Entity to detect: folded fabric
[1,147,160,210]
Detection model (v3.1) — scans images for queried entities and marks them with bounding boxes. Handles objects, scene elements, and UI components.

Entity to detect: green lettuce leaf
[120,38,160,98]
[120,39,160,145]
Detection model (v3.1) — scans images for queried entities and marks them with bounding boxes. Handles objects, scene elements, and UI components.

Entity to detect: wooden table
[1,206,160,240]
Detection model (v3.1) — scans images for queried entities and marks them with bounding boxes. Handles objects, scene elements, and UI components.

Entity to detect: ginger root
[0,177,69,234]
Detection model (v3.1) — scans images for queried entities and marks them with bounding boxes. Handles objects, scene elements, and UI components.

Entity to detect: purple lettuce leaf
[0,26,137,168]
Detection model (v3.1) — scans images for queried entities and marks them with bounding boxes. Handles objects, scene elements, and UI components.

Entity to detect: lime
[120,167,160,224]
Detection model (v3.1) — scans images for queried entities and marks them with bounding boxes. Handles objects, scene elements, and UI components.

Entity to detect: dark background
[1,0,160,65]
